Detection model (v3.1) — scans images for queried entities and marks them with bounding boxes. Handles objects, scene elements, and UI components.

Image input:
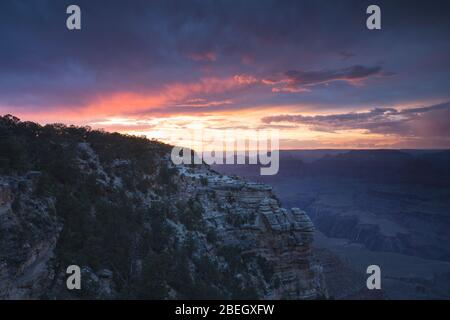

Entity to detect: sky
[1,0,450,149]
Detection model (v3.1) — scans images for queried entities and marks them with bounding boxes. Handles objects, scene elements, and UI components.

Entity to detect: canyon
[213,149,450,299]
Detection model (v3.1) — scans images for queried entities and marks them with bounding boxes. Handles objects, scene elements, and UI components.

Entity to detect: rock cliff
[174,165,325,299]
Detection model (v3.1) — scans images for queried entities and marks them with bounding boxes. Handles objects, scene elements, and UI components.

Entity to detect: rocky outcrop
[0,141,326,299]
[177,166,326,299]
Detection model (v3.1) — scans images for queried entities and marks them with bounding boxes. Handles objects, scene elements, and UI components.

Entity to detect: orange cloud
[1,74,262,126]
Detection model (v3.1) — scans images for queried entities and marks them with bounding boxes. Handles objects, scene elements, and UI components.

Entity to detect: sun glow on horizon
[2,96,449,150]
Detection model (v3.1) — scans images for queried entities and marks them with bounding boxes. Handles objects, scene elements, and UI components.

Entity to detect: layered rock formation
[174,166,326,299]
[1,161,326,299]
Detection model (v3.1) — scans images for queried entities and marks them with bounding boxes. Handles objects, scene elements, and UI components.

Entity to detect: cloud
[173,99,233,108]
[1,0,446,112]
[262,101,450,139]
[338,51,355,60]
[262,65,383,92]
[234,74,259,85]
[186,51,217,62]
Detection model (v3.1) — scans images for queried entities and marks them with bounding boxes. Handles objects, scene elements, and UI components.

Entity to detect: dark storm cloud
[262,102,450,138]
[262,65,383,92]
[285,65,383,85]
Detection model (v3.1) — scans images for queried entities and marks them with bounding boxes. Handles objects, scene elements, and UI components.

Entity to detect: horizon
[3,112,450,152]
